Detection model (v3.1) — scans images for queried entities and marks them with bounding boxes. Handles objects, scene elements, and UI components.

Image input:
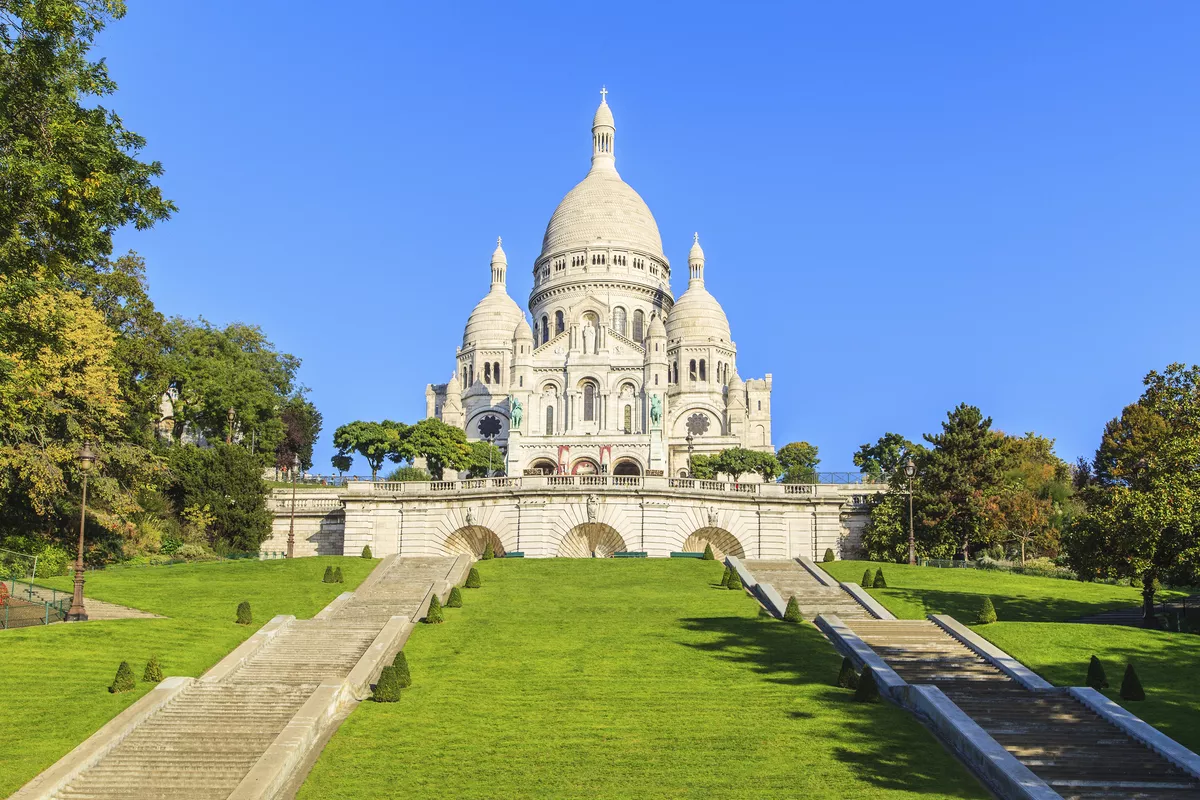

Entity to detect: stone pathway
[15,556,459,800]
[742,559,872,619]
[1073,596,1199,628]
[846,618,1200,799]
[6,580,161,621]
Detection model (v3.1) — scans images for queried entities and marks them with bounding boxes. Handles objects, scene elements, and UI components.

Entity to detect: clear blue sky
[102,2,1200,474]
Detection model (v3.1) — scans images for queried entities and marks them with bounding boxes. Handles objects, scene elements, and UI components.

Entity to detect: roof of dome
[541,169,664,258]
[593,96,614,129]
[689,232,704,262]
[463,287,524,347]
[666,283,732,343]
[513,316,533,341]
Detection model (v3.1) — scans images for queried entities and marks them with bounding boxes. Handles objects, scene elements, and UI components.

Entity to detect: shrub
[727,569,744,591]
[1086,655,1109,690]
[373,665,402,702]
[837,657,859,689]
[143,656,163,683]
[333,567,344,584]
[481,540,495,561]
[446,586,463,608]
[322,565,334,583]
[823,548,835,563]
[783,596,804,623]
[873,569,887,589]
[392,651,412,687]
[175,543,217,561]
[861,568,874,587]
[109,662,135,694]
[702,543,715,561]
[465,567,481,588]
[424,593,444,624]
[0,582,8,606]
[1120,663,1145,700]
[719,565,732,587]
[362,545,372,559]
[977,597,997,625]
[1131,576,1144,589]
[854,665,879,702]
[236,601,252,625]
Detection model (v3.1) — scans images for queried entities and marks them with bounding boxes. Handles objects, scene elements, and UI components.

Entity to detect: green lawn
[298,559,986,799]
[0,556,377,797]
[820,560,1200,753]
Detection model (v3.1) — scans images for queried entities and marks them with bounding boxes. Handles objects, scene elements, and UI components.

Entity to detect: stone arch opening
[443,525,506,558]
[528,458,557,475]
[612,459,641,476]
[571,458,599,475]
[682,527,745,559]
[557,523,628,558]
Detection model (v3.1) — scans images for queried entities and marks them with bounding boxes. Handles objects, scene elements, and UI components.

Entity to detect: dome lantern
[688,232,705,285]
[491,236,507,287]
[591,86,615,173]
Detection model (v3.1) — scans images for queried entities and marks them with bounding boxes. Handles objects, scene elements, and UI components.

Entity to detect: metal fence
[1,579,71,630]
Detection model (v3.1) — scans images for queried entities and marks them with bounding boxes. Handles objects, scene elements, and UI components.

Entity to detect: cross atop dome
[599,86,608,102]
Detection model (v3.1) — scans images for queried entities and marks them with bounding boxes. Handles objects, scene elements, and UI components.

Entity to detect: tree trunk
[1142,573,1158,628]
[1020,539,1026,565]
[962,531,970,562]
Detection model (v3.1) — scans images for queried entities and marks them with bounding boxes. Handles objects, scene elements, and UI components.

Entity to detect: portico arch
[443,525,506,558]
[681,527,745,559]
[557,523,628,558]
[612,459,642,476]
[528,458,558,475]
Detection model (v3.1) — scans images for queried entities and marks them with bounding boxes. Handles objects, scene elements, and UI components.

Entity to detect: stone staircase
[845,619,1200,799]
[742,559,871,619]
[21,556,460,800]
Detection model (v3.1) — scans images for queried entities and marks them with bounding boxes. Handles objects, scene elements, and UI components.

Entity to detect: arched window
[484,362,492,384]
[493,361,501,385]
[689,359,697,381]
[612,307,627,337]
[699,359,707,382]
[633,309,644,341]
[541,315,549,342]
[583,383,596,421]
[624,405,632,433]
[469,364,474,385]
[462,367,467,386]
[555,311,565,335]
[546,406,554,435]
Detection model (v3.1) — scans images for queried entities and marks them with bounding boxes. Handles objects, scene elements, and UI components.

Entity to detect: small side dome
[647,312,666,339]
[463,240,522,347]
[513,316,533,342]
[667,284,732,343]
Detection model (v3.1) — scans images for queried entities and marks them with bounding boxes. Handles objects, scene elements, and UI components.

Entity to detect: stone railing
[266,496,344,513]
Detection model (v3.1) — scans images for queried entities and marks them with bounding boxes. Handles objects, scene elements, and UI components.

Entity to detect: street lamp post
[905,457,917,566]
[484,433,495,476]
[226,407,235,445]
[685,433,695,477]
[287,453,300,558]
[67,443,96,622]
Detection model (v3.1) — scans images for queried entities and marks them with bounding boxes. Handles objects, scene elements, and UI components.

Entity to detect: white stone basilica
[425,91,773,478]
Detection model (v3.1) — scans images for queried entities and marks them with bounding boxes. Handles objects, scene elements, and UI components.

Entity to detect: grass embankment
[0,556,378,797]
[298,559,986,799]
[820,560,1200,752]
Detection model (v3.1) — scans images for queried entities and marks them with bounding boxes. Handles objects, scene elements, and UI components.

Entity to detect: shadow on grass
[677,614,986,796]
[879,587,1134,623]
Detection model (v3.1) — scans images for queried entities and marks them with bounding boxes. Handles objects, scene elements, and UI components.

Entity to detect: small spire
[490,237,507,288]
[591,87,616,173]
[688,232,705,285]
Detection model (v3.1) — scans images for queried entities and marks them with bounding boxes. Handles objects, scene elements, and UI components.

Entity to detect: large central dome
[541,170,664,258]
[537,93,666,263]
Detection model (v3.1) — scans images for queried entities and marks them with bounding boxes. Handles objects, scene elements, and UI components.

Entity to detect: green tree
[465,440,505,478]
[708,447,779,482]
[400,418,472,480]
[166,444,271,551]
[854,433,918,483]
[688,453,714,479]
[331,420,405,480]
[777,441,820,484]
[276,395,322,472]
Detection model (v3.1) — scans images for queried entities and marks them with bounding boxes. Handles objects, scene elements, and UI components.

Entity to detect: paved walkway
[16,557,458,800]
[6,580,161,621]
[1074,596,1199,628]
[742,559,872,619]
[846,618,1200,799]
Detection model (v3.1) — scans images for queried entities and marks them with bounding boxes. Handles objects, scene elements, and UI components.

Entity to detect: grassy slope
[0,557,377,796]
[820,560,1200,752]
[298,559,986,800]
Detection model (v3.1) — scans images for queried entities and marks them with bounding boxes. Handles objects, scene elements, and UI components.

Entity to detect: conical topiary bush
[720,565,732,587]
[109,661,135,694]
[446,586,463,608]
[333,566,344,584]
[977,596,997,625]
[424,593,444,624]
[143,655,163,683]
[322,565,334,583]
[236,601,252,625]
[392,650,412,688]
[465,567,481,588]
[873,569,887,589]
[1120,663,1145,700]
[1086,655,1109,690]
[854,665,879,702]
[823,548,835,563]
[362,544,372,559]
[862,568,874,587]
[837,657,859,689]
[702,543,715,561]
[373,665,402,702]
[784,596,804,623]
[727,569,744,591]
[481,540,495,561]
